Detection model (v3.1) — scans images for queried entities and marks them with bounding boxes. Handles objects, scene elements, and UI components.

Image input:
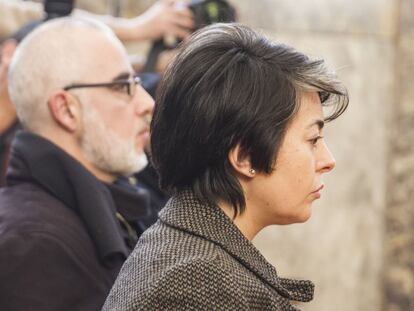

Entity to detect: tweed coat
[103,190,314,310]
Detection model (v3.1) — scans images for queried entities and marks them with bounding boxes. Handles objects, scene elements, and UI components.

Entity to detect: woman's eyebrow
[307,119,325,130]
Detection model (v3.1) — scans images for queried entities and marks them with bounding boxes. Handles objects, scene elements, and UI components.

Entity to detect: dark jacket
[0,131,154,311]
[134,162,169,220]
[103,190,314,310]
[0,121,20,186]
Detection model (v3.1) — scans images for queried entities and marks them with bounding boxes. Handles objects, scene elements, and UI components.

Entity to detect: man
[0,0,194,185]
[0,17,154,310]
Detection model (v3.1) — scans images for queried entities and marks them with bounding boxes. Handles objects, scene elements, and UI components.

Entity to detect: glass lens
[129,78,134,97]
[129,76,141,97]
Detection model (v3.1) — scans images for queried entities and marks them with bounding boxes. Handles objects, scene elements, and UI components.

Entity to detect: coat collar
[7,130,149,266]
[159,190,314,303]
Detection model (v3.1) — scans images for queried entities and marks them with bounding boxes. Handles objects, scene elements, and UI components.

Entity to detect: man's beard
[80,107,148,177]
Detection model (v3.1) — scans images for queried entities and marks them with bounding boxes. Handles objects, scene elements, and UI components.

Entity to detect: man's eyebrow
[307,119,325,130]
[112,72,131,81]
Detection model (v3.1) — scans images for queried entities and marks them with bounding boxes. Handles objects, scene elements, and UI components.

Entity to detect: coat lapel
[159,190,314,302]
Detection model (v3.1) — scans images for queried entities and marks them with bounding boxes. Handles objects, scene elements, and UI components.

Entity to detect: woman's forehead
[290,92,324,130]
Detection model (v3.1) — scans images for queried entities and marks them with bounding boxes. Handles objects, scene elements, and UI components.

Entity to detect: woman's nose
[318,141,336,173]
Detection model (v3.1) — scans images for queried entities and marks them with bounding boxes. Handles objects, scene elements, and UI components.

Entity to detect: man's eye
[110,83,128,93]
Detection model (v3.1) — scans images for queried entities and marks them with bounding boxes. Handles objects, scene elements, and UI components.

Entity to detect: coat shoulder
[104,250,249,311]
[143,255,249,310]
[0,182,89,241]
[0,182,115,310]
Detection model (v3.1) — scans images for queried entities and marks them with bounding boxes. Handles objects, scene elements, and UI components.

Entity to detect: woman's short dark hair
[151,23,348,215]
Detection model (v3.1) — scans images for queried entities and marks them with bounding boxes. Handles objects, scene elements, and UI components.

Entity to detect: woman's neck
[218,200,264,241]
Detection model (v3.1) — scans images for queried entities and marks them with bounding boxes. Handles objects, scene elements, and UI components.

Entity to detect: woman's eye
[310,136,323,146]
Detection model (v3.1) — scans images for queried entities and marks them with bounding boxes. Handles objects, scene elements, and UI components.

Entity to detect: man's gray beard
[80,107,148,177]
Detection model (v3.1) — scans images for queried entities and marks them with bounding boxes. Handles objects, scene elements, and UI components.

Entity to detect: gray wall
[234,1,395,310]
[384,0,414,310]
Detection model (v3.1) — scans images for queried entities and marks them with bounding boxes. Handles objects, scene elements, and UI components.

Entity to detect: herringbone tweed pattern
[103,190,314,310]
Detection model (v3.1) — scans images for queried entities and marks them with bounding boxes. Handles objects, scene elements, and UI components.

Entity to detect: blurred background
[3,0,414,310]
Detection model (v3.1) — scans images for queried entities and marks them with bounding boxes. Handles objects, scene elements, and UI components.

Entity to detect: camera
[189,0,236,30]
[143,0,236,72]
[44,0,75,20]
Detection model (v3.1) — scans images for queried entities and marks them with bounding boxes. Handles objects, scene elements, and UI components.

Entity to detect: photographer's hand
[136,0,194,40]
[74,0,194,42]
[93,0,194,42]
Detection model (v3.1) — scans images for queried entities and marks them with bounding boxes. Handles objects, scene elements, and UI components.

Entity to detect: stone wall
[233,1,397,310]
[384,0,414,310]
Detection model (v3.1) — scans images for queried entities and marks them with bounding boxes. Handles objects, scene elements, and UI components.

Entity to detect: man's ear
[228,144,255,178]
[47,91,80,132]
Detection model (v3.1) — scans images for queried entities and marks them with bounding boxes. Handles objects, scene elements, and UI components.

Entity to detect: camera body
[144,0,236,72]
[43,0,75,20]
[189,0,236,30]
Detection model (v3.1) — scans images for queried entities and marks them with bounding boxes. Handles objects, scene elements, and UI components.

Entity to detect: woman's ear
[47,91,81,132]
[228,144,256,178]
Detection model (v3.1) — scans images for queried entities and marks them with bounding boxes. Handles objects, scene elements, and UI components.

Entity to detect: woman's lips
[311,184,324,199]
[312,184,324,193]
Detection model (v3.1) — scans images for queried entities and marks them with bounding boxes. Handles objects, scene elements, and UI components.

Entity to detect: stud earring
[249,168,256,175]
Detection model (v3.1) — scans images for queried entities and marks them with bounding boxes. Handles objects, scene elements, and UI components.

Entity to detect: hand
[155,49,179,73]
[137,0,194,40]
[129,54,146,73]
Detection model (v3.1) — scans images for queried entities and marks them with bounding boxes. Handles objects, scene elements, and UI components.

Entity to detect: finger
[163,0,176,5]
[0,64,7,80]
[174,6,193,19]
[171,15,195,30]
[170,0,190,6]
[155,49,178,73]
[168,25,192,39]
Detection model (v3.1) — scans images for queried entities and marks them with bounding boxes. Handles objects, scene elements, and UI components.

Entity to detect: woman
[104,23,348,310]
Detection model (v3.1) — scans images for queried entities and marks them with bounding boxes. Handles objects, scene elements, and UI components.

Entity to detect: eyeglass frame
[63,75,142,97]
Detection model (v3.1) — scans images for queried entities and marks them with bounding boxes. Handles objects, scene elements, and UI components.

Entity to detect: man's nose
[132,85,155,116]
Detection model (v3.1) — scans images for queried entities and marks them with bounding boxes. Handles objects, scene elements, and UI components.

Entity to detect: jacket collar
[159,190,314,303]
[7,130,149,266]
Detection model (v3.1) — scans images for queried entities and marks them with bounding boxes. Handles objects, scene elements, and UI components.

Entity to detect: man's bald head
[8,17,127,133]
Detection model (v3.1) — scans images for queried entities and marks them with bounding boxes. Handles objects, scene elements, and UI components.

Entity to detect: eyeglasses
[63,75,142,97]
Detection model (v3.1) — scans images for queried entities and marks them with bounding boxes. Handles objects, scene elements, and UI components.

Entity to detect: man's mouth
[138,127,150,136]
